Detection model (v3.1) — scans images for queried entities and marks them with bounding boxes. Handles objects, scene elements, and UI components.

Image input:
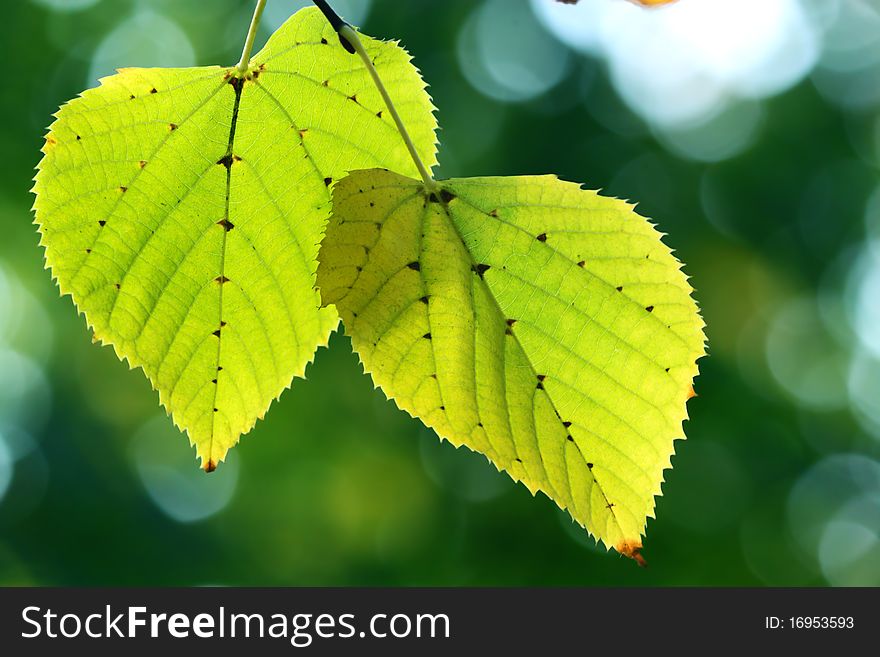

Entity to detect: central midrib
[208,75,245,468]
[431,191,630,541]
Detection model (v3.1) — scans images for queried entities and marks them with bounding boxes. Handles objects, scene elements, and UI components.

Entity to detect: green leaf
[317,169,705,560]
[32,7,437,470]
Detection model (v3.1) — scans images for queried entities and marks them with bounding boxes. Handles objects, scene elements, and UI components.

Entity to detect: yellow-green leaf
[318,169,704,560]
[32,7,437,470]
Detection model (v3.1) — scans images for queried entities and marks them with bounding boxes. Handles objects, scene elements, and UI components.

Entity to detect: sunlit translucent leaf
[318,169,704,560]
[32,7,437,469]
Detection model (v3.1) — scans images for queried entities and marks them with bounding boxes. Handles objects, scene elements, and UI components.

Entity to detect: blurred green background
[2,0,879,586]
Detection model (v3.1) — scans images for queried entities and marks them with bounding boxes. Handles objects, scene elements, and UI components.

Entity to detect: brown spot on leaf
[139,160,147,169]
[204,460,217,473]
[687,384,697,400]
[376,110,383,118]
[645,305,654,312]
[617,539,647,568]
[98,220,106,227]
[321,37,328,44]
[472,263,490,279]
[536,233,547,242]
[423,333,432,339]
[489,209,498,217]
[616,286,623,292]
[169,123,178,131]
[217,219,234,231]
[119,186,128,193]
[324,177,332,186]
[407,261,421,271]
[215,275,230,284]
[577,261,585,267]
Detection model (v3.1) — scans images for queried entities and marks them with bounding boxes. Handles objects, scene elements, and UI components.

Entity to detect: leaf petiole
[340,25,437,191]
[236,0,268,74]
[313,0,437,191]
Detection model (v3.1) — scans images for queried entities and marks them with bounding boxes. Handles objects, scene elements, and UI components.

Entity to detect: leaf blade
[318,169,705,558]
[33,7,438,468]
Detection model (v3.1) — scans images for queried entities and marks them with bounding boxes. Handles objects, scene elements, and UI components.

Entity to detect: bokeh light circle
[787,453,880,579]
[458,0,571,103]
[0,265,10,344]
[765,296,850,411]
[846,351,880,440]
[533,0,819,130]
[0,349,52,433]
[655,100,764,163]
[264,0,372,32]
[847,244,880,359]
[819,508,880,586]
[88,10,196,86]
[32,0,100,12]
[0,435,12,504]
[812,0,880,110]
[131,415,239,523]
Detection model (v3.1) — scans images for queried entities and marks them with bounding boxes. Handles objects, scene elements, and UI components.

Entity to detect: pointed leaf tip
[618,540,648,568]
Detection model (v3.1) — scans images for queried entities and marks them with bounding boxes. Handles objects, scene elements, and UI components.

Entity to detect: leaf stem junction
[236,0,268,74]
